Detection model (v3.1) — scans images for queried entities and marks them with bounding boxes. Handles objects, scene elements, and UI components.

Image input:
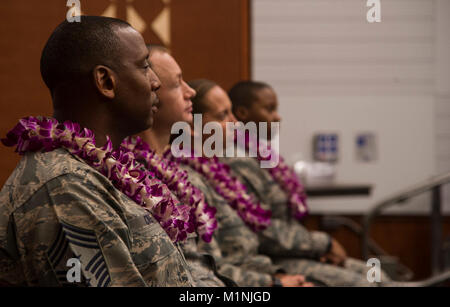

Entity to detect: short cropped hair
[40,16,131,93]
[228,81,271,113]
[147,44,169,55]
[188,79,218,115]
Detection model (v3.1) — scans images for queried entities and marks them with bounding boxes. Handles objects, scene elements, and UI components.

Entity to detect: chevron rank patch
[48,225,76,286]
[60,221,112,287]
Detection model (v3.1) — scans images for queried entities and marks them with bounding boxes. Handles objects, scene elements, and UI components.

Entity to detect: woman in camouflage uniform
[188,79,392,286]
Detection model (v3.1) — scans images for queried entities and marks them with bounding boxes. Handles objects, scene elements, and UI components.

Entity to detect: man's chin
[183,114,193,125]
[149,117,155,126]
[144,114,154,130]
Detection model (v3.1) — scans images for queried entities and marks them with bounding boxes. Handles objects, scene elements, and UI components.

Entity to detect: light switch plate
[313,133,338,162]
[355,133,377,162]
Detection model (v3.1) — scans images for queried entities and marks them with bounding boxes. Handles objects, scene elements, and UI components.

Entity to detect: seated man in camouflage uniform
[0,17,194,286]
[224,80,391,286]
[138,48,309,287]
[134,45,235,287]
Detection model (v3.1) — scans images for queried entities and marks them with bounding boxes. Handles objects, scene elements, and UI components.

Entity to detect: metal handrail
[362,172,450,275]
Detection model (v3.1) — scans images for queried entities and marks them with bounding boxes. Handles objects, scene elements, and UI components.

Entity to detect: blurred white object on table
[294,160,336,185]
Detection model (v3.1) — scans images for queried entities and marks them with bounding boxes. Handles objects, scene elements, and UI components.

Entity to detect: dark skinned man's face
[237,87,282,140]
[112,27,161,132]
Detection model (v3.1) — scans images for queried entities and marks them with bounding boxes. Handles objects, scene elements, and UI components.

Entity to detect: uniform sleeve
[197,235,275,287]
[9,173,150,287]
[219,263,273,287]
[185,168,280,287]
[227,159,332,259]
[259,220,331,259]
[0,215,27,286]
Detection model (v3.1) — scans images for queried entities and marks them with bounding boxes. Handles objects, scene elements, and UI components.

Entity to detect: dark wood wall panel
[171,0,250,91]
[0,1,64,188]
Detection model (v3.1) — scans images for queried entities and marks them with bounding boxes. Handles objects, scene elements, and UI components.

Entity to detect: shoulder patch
[60,221,111,287]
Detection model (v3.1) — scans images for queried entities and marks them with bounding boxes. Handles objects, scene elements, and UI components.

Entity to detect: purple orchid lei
[121,136,217,243]
[242,131,308,220]
[165,150,272,233]
[1,116,196,243]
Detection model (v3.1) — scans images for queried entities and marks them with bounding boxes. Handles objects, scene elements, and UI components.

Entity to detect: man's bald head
[147,44,169,57]
[40,16,131,95]
[42,16,162,142]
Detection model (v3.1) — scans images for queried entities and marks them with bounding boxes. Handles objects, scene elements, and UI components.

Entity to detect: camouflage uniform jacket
[221,156,331,260]
[180,165,283,287]
[132,155,233,287]
[178,232,235,287]
[0,148,194,287]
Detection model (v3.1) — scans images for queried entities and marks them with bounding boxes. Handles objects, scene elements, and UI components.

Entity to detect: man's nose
[183,81,196,99]
[150,70,161,91]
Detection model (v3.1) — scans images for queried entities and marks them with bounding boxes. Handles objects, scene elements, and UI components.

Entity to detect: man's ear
[234,105,249,121]
[93,65,116,99]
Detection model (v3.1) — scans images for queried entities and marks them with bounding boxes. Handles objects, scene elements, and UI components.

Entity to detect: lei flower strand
[1,116,196,243]
[121,136,217,243]
[165,150,271,233]
[241,130,308,220]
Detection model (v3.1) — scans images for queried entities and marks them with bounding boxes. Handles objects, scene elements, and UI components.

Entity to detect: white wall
[435,0,450,215]
[252,0,449,214]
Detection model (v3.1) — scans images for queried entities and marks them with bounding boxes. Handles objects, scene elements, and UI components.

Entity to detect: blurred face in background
[200,85,237,146]
[249,87,281,124]
[150,50,196,129]
[234,86,281,140]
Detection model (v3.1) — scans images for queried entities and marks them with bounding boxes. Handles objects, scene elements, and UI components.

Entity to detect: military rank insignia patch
[48,221,112,287]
